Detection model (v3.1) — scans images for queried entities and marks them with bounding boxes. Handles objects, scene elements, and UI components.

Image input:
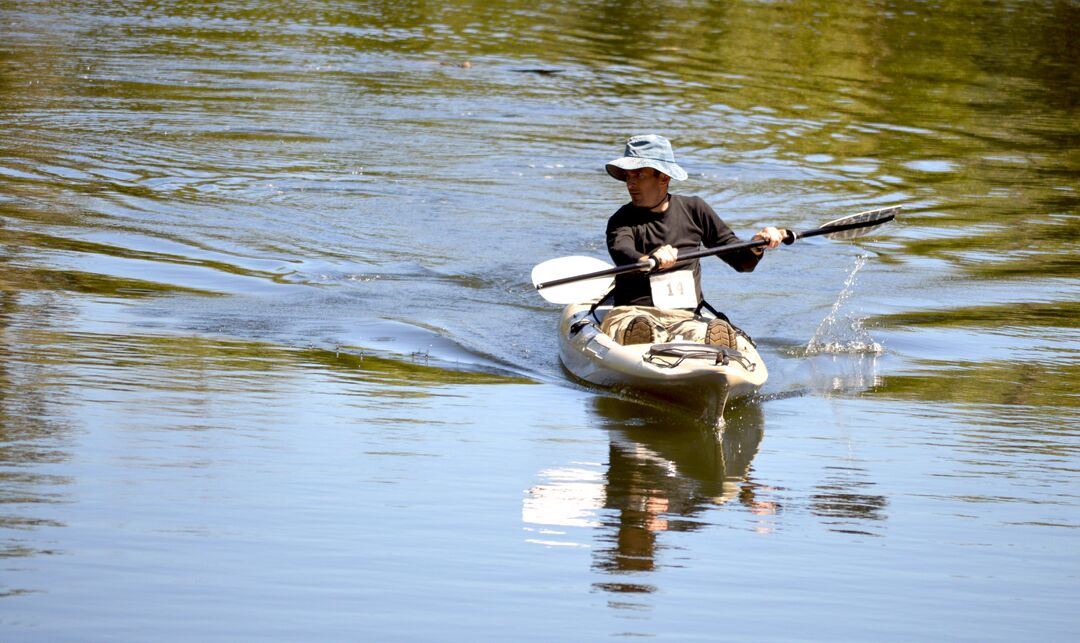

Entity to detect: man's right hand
[643,244,678,270]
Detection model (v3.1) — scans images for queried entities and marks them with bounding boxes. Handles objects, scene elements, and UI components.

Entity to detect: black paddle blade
[819,206,899,240]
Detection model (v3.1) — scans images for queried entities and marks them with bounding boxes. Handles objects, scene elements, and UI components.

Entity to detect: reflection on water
[524,396,771,597]
[0,290,73,593]
[811,466,888,537]
[524,393,902,607]
[590,397,766,596]
[0,297,530,597]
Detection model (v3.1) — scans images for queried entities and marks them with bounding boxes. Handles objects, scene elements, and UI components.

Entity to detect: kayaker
[602,134,787,346]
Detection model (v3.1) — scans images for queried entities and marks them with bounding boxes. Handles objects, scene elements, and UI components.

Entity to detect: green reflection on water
[875,300,1080,330]
[6,330,531,393]
[5,227,297,289]
[870,359,1079,410]
[300,344,534,388]
[0,266,213,299]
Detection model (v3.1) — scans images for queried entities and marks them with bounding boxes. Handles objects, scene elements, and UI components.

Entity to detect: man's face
[624,168,669,208]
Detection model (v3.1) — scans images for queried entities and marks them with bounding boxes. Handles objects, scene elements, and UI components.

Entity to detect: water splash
[805,254,883,356]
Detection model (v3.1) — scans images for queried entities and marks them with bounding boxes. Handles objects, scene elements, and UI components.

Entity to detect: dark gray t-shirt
[606,194,762,307]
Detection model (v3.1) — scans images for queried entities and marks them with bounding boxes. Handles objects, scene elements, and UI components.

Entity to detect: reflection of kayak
[559,303,768,424]
[593,395,765,504]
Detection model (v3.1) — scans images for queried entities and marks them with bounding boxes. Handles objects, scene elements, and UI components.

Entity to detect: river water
[2,1,1078,640]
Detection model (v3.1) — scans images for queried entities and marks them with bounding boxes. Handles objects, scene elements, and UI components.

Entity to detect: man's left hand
[642,244,678,270]
[753,226,787,249]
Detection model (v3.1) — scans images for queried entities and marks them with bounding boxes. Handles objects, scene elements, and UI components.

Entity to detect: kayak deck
[558,303,768,424]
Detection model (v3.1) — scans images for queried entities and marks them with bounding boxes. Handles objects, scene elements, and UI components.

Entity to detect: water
[2,0,1078,639]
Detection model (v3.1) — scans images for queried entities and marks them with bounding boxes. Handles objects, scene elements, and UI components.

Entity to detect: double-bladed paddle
[531,206,898,304]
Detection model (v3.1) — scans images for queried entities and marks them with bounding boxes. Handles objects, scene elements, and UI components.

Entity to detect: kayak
[536,208,899,423]
[558,302,768,425]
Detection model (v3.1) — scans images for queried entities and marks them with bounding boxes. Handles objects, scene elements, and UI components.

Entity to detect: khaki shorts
[600,306,709,344]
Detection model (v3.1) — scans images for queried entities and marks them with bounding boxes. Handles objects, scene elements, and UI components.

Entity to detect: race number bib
[649,269,697,309]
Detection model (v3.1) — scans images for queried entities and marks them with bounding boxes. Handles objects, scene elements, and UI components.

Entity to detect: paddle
[532,206,898,304]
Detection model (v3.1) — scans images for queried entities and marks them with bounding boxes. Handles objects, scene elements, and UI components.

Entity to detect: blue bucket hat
[605,134,688,182]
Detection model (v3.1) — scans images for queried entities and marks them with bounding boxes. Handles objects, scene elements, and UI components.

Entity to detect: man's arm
[606,210,645,265]
[694,199,761,272]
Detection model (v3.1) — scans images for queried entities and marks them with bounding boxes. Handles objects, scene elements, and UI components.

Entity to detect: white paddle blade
[821,206,900,240]
[531,256,615,304]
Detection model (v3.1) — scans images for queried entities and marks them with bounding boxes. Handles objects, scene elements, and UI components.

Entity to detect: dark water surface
[2,1,1078,639]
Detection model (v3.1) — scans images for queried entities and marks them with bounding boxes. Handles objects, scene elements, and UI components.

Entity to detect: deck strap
[644,343,756,370]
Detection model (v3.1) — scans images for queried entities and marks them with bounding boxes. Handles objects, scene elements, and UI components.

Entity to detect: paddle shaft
[534,211,895,291]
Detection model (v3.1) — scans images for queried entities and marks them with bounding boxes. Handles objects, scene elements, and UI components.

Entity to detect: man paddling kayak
[602,134,787,346]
